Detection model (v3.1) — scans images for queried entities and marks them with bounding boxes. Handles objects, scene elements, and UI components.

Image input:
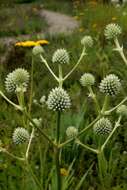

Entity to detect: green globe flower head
[13,127,29,145]
[81,36,93,48]
[99,74,121,96]
[117,105,127,117]
[93,117,112,136]
[5,68,29,93]
[66,126,78,138]
[80,73,95,87]
[52,49,69,65]
[32,45,44,55]
[47,87,71,111]
[104,23,122,40]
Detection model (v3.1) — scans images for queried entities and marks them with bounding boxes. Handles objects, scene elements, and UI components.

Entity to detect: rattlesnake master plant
[13,127,29,145]
[93,117,112,136]
[104,23,122,40]
[52,48,69,65]
[5,68,29,93]
[1,22,127,190]
[47,87,71,111]
[99,74,121,96]
[80,73,95,87]
[81,36,93,48]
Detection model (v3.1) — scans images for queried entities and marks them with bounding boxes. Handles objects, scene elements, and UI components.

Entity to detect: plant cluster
[1,23,127,190]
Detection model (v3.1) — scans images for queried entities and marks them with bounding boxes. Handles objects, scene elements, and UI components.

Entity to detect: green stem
[0,91,22,111]
[79,115,101,137]
[104,97,127,115]
[101,116,121,152]
[114,38,127,66]
[23,109,56,147]
[58,64,63,88]
[26,160,42,189]
[59,115,101,148]
[101,95,109,114]
[88,86,100,114]
[75,139,99,154]
[97,150,107,189]
[63,47,86,81]
[25,128,35,160]
[28,55,34,115]
[56,111,61,143]
[55,111,61,190]
[40,55,59,82]
[0,148,25,161]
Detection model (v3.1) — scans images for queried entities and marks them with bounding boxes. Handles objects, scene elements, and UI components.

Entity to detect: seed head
[47,87,71,111]
[80,73,95,87]
[81,36,93,48]
[104,23,122,39]
[12,127,29,145]
[5,68,29,93]
[52,49,69,65]
[99,74,121,96]
[93,117,112,136]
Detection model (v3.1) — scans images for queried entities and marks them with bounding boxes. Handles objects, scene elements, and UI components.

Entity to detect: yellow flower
[111,17,117,21]
[15,40,49,47]
[60,168,69,176]
[36,40,49,45]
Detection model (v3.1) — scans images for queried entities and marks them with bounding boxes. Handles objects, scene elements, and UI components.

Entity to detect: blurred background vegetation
[1,0,127,190]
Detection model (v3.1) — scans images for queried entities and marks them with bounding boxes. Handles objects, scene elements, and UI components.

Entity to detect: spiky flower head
[93,117,112,136]
[66,126,78,138]
[117,105,127,117]
[47,87,71,111]
[12,127,29,145]
[99,74,121,96]
[32,45,44,55]
[104,23,122,40]
[52,49,69,65]
[80,73,95,87]
[5,68,29,93]
[81,36,93,48]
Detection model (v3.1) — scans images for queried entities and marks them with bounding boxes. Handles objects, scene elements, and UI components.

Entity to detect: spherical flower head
[81,36,93,48]
[80,73,95,87]
[99,74,121,96]
[47,87,71,111]
[117,105,127,117]
[5,68,29,93]
[104,23,122,40]
[32,45,44,55]
[52,49,69,65]
[93,117,112,136]
[12,127,29,145]
[66,126,78,138]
